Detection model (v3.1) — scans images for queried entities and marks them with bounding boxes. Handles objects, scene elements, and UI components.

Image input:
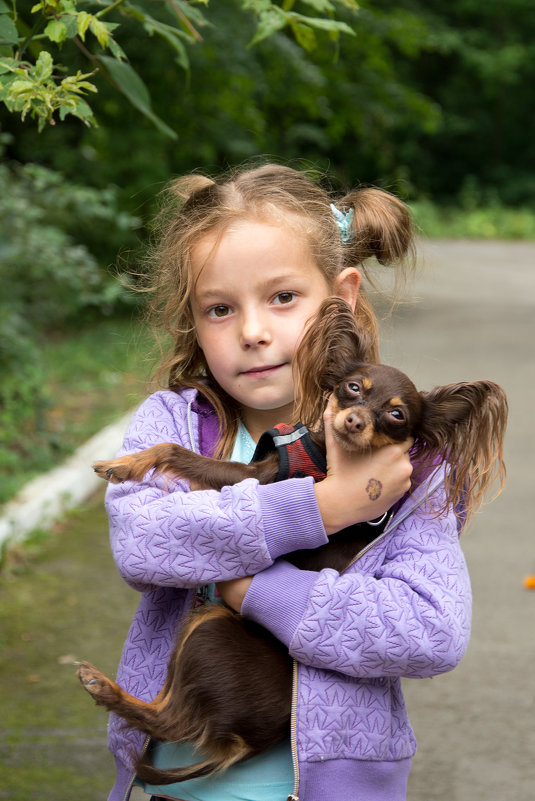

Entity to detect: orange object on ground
[523,575,535,590]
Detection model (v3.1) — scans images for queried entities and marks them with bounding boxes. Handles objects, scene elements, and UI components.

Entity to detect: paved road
[377,240,535,800]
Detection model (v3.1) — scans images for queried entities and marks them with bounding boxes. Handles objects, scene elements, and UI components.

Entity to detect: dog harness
[252,423,327,483]
[252,423,391,533]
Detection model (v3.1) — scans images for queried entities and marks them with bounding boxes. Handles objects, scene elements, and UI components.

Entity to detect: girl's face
[190,219,335,439]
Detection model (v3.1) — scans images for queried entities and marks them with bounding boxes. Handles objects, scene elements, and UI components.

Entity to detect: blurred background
[1,2,534,799]
[1,0,534,500]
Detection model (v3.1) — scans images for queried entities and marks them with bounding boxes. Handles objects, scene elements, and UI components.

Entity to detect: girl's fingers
[317,403,414,533]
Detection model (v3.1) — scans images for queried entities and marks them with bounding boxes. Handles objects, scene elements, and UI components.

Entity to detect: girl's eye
[387,409,405,422]
[274,292,295,305]
[208,305,231,318]
[347,382,361,395]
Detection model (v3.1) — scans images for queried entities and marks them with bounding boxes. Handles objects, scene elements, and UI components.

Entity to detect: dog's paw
[77,661,120,706]
[93,459,132,484]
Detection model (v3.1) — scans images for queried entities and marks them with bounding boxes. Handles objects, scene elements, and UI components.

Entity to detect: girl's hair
[144,162,415,456]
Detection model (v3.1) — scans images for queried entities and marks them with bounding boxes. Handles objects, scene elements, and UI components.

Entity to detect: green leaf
[0,57,19,74]
[58,0,76,13]
[0,13,19,45]
[77,11,92,41]
[290,21,317,51]
[63,14,79,39]
[107,37,127,61]
[289,12,355,35]
[96,55,177,139]
[136,13,190,70]
[0,0,11,12]
[249,8,287,46]
[44,19,68,44]
[59,96,95,125]
[89,18,111,48]
[34,51,54,81]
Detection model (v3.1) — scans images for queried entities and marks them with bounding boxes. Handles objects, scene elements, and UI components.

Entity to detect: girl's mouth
[240,363,286,378]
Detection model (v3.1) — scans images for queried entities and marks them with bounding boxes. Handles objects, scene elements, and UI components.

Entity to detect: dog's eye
[387,409,405,422]
[347,382,361,396]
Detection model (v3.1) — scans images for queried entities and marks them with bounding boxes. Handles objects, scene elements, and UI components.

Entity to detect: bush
[0,158,140,493]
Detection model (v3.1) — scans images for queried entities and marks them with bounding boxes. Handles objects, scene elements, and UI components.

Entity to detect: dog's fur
[78,298,507,785]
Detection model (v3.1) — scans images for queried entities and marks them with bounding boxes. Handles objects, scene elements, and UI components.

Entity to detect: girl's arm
[106,390,328,591]
[239,482,472,680]
[108,389,415,593]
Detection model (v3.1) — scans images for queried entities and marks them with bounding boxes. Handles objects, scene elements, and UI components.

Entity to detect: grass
[0,490,139,800]
[1,316,159,506]
[410,199,535,239]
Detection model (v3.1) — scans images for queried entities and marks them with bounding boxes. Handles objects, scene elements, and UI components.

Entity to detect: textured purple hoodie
[103,388,471,801]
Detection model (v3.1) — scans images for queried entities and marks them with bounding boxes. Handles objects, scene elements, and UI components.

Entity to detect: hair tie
[330,203,354,244]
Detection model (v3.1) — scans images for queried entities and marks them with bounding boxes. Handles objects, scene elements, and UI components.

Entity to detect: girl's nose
[239,311,272,348]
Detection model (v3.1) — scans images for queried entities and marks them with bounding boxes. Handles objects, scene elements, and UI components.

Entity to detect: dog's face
[330,364,423,451]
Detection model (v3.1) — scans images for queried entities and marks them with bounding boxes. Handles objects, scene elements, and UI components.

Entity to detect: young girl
[103,164,471,801]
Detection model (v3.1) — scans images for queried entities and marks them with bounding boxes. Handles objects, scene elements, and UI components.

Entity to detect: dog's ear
[293,298,372,427]
[415,380,508,525]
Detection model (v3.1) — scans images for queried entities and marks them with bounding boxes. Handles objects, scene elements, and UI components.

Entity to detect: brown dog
[78,298,507,786]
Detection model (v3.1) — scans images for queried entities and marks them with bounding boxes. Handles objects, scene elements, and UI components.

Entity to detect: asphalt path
[376,240,535,800]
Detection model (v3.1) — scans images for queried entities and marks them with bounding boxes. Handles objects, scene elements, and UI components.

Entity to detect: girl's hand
[314,397,414,535]
[217,576,253,613]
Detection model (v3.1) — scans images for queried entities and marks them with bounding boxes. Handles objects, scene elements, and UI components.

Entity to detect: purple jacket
[104,389,472,801]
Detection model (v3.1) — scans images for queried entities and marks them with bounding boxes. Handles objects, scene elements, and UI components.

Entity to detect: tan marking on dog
[362,376,372,390]
[197,732,252,770]
[390,397,403,406]
[331,404,375,451]
[370,432,399,449]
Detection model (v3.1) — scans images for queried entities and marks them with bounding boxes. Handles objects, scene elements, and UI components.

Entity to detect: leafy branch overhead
[0,0,359,132]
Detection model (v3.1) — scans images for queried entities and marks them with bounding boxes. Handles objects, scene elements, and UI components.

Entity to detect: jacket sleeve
[105,391,328,591]
[241,483,472,680]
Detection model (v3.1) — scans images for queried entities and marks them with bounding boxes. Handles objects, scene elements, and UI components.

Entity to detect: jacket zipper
[122,734,151,801]
[287,659,301,801]
[286,522,394,801]
[286,468,445,800]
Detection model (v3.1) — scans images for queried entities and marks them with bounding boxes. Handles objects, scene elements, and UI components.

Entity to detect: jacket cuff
[257,477,328,560]
[241,560,318,647]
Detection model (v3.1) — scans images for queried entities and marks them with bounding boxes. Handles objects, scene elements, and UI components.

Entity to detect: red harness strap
[251,423,326,483]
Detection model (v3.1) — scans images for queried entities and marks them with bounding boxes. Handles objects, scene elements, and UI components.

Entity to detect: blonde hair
[143,162,415,456]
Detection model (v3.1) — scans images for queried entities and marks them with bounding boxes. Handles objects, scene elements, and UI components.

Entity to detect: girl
[103,164,471,801]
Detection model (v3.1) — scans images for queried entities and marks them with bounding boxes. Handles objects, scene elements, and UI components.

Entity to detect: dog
[78,298,507,786]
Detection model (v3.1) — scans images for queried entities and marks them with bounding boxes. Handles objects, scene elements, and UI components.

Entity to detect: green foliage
[0,157,140,496]
[0,50,97,130]
[2,0,534,206]
[0,316,154,504]
[411,199,535,240]
[0,0,359,132]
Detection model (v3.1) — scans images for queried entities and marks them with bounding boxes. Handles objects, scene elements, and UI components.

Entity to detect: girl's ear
[332,267,361,310]
[293,297,370,427]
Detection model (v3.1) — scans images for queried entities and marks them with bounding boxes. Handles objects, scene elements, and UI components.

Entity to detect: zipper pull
[287,795,300,801]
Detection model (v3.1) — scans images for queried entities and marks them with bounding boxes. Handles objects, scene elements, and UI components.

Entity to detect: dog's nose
[344,413,365,433]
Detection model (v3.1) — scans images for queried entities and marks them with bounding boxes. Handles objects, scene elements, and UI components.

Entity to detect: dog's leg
[93,443,279,490]
[77,662,170,738]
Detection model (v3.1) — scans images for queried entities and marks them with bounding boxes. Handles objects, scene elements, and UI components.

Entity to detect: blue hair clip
[330,203,354,244]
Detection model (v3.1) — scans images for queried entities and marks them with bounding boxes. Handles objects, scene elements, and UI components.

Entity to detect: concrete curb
[0,412,133,549]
